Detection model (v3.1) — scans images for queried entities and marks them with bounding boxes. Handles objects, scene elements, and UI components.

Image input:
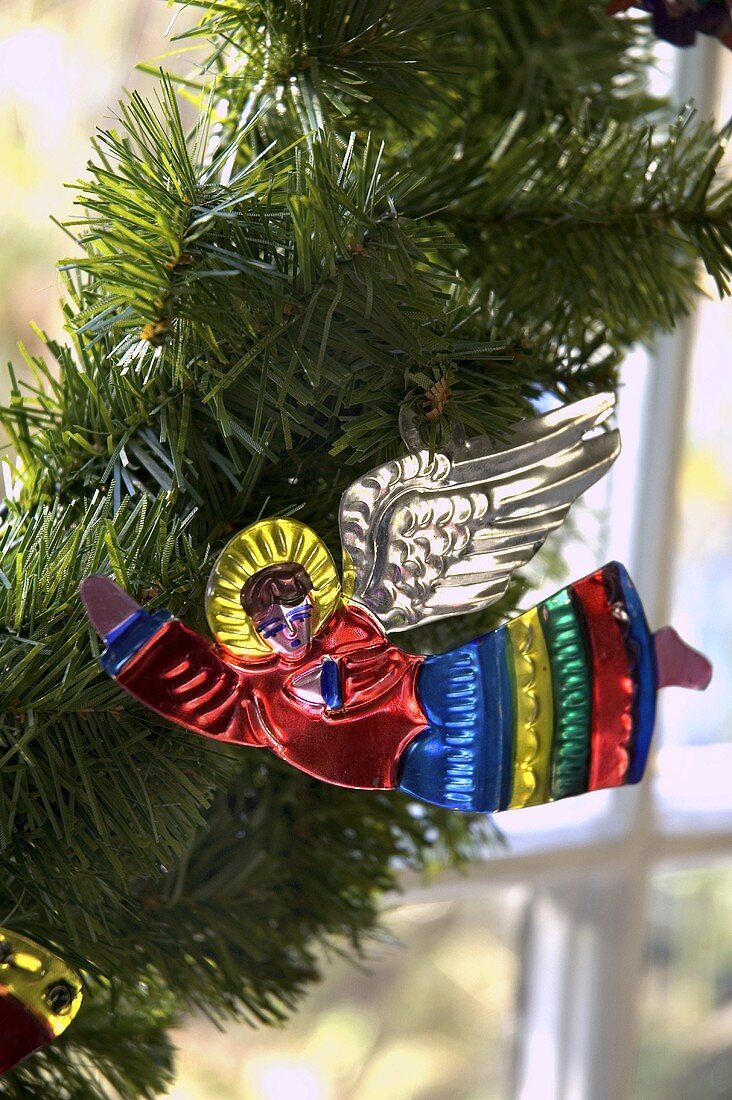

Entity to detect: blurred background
[0,3,730,1098]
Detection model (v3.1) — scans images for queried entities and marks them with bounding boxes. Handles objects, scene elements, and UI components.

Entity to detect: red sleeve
[332,606,420,708]
[117,620,263,746]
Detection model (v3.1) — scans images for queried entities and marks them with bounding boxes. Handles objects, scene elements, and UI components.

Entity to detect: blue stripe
[101,609,173,677]
[612,564,657,784]
[396,629,513,813]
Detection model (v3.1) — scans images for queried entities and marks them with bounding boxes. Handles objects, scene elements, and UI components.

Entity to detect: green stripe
[540,589,592,799]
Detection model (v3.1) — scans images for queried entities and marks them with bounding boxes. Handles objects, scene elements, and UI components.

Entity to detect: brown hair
[240,562,313,617]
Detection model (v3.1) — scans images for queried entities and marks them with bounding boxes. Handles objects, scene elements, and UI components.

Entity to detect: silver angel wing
[338,393,620,631]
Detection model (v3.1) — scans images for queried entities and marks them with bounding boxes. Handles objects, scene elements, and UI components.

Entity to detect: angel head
[240,562,314,657]
[206,518,344,662]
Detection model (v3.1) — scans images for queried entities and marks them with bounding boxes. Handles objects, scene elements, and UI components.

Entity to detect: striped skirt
[396,562,657,813]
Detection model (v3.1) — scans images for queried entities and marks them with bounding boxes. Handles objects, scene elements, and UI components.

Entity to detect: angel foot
[654,626,712,691]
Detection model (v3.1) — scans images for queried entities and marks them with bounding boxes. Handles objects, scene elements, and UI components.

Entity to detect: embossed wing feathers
[339,394,621,630]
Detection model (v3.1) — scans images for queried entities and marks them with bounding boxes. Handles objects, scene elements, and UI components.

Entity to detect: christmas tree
[0,2,730,1095]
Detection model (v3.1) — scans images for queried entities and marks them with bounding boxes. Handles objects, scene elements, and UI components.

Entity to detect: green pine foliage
[0,1,730,1095]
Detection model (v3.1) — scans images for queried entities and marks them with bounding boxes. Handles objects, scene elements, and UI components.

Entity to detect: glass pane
[0,0,188,377]
[652,57,732,830]
[657,58,732,754]
[657,289,732,753]
[167,889,526,1100]
[634,863,732,1100]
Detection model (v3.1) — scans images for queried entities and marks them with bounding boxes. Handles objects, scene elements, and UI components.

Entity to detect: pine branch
[0,496,232,905]
[7,100,523,519]
[61,77,293,354]
[0,752,484,1053]
[165,0,657,148]
[96,766,484,1023]
[157,1,730,368]
[474,0,657,124]
[167,0,461,134]
[399,109,732,348]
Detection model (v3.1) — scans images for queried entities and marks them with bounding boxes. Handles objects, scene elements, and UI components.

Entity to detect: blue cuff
[321,656,343,710]
[101,609,174,676]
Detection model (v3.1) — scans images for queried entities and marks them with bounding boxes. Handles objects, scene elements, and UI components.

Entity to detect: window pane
[658,289,732,752]
[168,889,526,1100]
[654,47,732,760]
[634,863,732,1100]
[0,0,187,377]
[653,137,732,827]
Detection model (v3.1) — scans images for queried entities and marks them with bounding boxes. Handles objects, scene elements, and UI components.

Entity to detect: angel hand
[291,657,343,710]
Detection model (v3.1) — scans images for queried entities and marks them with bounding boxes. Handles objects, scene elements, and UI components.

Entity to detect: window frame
[397,41,732,1100]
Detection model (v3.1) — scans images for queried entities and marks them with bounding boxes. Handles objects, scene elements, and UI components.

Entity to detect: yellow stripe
[507,607,554,808]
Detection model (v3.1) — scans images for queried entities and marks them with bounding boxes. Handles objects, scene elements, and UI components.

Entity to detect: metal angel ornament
[0,928,82,1074]
[81,395,711,814]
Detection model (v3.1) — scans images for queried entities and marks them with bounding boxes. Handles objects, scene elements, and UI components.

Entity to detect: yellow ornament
[0,928,82,1074]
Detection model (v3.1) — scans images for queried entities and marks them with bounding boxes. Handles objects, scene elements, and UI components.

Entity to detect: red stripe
[572,569,634,790]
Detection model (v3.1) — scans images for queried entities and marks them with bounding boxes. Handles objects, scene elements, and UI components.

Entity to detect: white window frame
[398,42,732,1100]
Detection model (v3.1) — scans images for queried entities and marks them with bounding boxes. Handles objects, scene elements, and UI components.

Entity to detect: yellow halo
[205,518,343,661]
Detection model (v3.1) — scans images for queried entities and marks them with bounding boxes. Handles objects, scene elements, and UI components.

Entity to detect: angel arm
[336,634,416,708]
[80,576,262,746]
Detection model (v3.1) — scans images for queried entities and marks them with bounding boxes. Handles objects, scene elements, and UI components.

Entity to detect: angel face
[241,561,315,659]
[254,595,314,657]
